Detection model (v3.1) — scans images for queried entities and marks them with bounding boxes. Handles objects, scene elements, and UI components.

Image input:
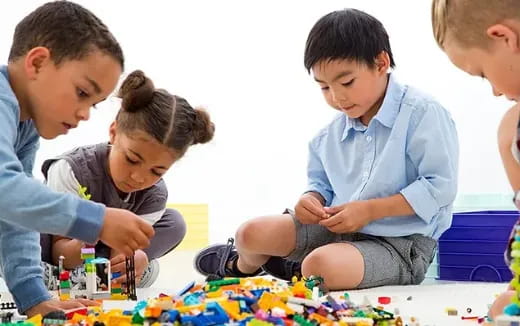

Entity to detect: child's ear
[487,24,520,52]
[109,121,117,144]
[24,47,51,80]
[375,51,390,74]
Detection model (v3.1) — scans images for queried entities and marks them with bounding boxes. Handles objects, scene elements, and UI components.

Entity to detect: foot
[262,256,302,281]
[194,238,263,279]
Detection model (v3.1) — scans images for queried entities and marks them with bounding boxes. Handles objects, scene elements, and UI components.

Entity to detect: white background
[1,1,515,241]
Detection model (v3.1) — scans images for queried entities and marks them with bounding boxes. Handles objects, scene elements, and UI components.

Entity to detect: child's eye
[76,88,89,98]
[126,156,138,165]
[342,79,354,87]
[152,170,163,177]
[320,86,330,91]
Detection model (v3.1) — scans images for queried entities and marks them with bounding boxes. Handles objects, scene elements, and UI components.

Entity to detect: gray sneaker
[138,259,159,288]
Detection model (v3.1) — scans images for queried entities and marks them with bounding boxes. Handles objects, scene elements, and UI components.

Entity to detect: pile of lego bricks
[2,276,411,326]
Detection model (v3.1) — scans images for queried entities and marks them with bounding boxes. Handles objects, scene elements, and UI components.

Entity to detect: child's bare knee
[301,249,327,277]
[235,219,263,251]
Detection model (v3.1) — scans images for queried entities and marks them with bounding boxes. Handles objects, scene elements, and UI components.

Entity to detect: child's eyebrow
[314,71,353,83]
[85,76,102,94]
[128,149,169,169]
[129,149,144,161]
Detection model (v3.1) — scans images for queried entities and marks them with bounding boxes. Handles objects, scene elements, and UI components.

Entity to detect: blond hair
[432,0,520,49]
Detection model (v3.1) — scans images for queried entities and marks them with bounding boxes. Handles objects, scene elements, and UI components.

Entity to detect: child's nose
[130,172,144,184]
[77,106,91,121]
[331,90,345,104]
[492,86,503,97]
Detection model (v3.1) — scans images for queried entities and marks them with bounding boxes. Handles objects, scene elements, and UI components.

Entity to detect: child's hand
[319,200,373,233]
[295,193,328,224]
[110,250,149,284]
[100,208,154,256]
[24,298,99,317]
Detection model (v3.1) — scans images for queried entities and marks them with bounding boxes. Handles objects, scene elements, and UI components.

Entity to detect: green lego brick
[59,280,71,288]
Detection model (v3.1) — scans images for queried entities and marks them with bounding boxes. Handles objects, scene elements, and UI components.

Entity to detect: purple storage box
[439,265,512,282]
[437,210,518,282]
[438,240,508,254]
[439,253,505,267]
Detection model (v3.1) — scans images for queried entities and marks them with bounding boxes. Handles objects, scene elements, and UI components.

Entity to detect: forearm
[366,194,415,221]
[51,237,84,269]
[0,222,51,313]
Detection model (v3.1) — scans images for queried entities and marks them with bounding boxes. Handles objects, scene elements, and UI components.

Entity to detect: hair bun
[192,108,215,144]
[118,70,154,112]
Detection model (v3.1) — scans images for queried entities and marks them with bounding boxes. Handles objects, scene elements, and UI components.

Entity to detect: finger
[72,299,100,307]
[324,205,342,215]
[111,261,126,273]
[319,214,342,227]
[298,206,321,223]
[57,301,85,310]
[113,274,127,284]
[302,201,326,219]
[133,232,150,250]
[327,223,344,234]
[140,222,155,239]
[110,254,126,265]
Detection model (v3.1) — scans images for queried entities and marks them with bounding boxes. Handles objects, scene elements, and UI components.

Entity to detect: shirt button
[366,136,372,142]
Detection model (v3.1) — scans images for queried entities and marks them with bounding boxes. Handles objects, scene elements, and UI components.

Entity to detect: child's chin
[38,128,61,140]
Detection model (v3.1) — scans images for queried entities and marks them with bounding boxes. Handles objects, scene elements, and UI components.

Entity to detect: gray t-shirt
[42,142,168,257]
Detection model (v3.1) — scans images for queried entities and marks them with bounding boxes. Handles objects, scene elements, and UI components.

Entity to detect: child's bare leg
[234,214,296,274]
[489,290,515,320]
[301,243,364,290]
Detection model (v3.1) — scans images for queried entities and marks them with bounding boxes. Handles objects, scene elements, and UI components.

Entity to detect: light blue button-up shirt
[307,74,458,240]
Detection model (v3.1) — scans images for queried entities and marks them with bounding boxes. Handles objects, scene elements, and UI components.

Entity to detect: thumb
[324,205,342,215]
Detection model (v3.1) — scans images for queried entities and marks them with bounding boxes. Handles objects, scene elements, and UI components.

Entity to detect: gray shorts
[285,209,437,289]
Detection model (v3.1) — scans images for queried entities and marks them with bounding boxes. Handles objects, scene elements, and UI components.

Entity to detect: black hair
[304,8,395,72]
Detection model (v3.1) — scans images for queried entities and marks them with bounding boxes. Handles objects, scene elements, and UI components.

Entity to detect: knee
[301,248,328,277]
[235,219,263,252]
[165,208,187,241]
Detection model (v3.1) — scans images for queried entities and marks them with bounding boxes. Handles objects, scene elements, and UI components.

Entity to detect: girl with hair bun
[40,70,215,288]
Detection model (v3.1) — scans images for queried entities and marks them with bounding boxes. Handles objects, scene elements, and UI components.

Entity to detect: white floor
[0,250,508,325]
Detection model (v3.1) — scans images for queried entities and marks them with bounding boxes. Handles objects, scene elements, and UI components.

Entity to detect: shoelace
[206,237,235,281]
[217,237,235,276]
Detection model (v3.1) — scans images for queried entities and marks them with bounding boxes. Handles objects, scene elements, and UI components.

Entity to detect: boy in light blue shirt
[0,1,153,317]
[195,8,458,290]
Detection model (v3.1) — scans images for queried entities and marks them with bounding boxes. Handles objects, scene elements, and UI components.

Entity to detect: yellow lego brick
[257,292,295,315]
[107,314,131,326]
[59,293,70,301]
[26,314,42,326]
[110,294,128,301]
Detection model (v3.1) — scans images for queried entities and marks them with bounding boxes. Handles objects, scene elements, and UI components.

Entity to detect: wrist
[364,199,378,221]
